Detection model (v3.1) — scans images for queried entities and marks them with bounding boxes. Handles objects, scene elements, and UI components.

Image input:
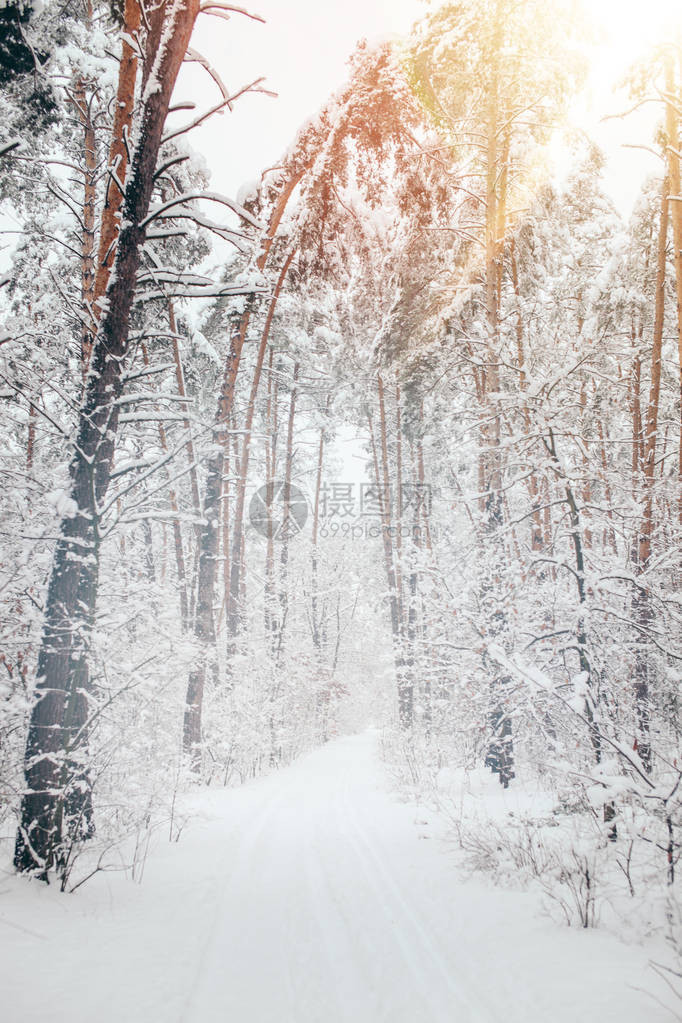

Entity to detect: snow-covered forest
[2,1,682,1019]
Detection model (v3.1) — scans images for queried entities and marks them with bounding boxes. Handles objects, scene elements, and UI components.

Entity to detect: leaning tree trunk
[183,172,306,759]
[15,0,201,877]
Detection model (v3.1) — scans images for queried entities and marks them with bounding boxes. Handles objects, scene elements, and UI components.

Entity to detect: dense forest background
[1,0,682,988]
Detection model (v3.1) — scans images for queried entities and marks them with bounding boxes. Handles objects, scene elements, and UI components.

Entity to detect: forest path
[2,732,670,1022]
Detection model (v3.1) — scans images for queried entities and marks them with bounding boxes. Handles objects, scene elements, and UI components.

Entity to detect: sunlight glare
[592,0,682,54]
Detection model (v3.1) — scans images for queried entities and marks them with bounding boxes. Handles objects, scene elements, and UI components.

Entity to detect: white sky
[180,0,682,219]
[183,0,423,201]
[570,0,682,213]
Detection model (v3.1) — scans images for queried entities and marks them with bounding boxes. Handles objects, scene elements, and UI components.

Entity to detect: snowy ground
[0,732,675,1022]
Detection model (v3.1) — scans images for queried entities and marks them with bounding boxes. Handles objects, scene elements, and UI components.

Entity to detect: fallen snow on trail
[1,733,672,1022]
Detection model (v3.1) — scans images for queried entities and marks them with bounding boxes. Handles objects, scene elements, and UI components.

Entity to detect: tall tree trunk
[631,327,643,486]
[26,402,36,470]
[277,362,299,656]
[264,349,278,649]
[395,382,404,620]
[226,250,295,640]
[481,9,513,785]
[544,429,606,770]
[15,0,201,877]
[311,395,329,654]
[91,0,141,330]
[140,341,189,628]
[370,377,411,728]
[168,299,202,532]
[511,241,543,552]
[642,176,670,507]
[664,53,682,498]
[416,405,433,553]
[631,174,670,773]
[72,78,97,378]
[311,395,330,735]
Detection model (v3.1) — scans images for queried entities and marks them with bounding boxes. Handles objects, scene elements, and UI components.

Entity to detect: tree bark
[636,177,669,576]
[664,53,682,498]
[264,349,278,648]
[277,362,299,654]
[15,0,201,877]
[72,78,97,378]
[226,250,296,640]
[631,174,670,774]
[140,341,189,628]
[369,378,411,728]
[92,0,141,330]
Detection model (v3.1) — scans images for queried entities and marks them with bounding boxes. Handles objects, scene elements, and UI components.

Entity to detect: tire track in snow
[304,776,401,1023]
[274,772,359,1022]
[329,764,461,1021]
[297,788,381,1021]
[336,763,498,1023]
[178,783,281,1023]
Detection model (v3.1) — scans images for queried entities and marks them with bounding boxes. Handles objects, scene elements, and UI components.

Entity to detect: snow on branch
[162,78,276,145]
[141,190,264,231]
[185,47,232,105]
[146,208,251,250]
[100,422,213,522]
[115,392,196,407]
[199,4,266,23]
[153,154,191,182]
[122,362,178,384]
[488,643,656,790]
[137,269,217,288]
[137,247,266,299]
[142,281,267,300]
